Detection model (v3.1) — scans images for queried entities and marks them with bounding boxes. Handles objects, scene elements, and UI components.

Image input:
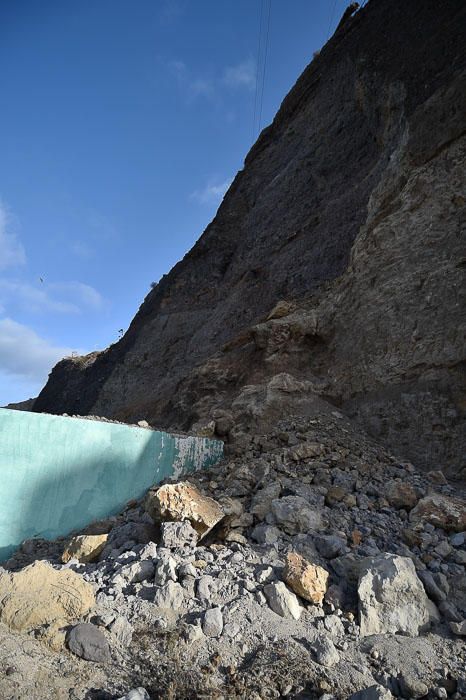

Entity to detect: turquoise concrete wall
[0,408,223,561]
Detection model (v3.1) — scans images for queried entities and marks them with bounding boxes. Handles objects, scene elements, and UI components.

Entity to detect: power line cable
[258,0,272,134]
[326,0,338,39]
[252,0,264,141]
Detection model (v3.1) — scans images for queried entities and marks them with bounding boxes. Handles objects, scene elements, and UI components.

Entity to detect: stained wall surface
[0,408,223,561]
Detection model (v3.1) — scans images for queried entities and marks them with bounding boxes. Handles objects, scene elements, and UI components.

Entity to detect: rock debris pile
[0,412,465,699]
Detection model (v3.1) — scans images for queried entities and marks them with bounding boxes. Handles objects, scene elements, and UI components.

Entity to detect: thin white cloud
[190,178,232,206]
[0,200,26,270]
[0,318,76,381]
[159,0,186,24]
[222,58,256,91]
[70,241,94,259]
[169,56,256,105]
[168,60,214,101]
[0,279,104,315]
[189,78,214,99]
[49,282,104,311]
[87,210,118,240]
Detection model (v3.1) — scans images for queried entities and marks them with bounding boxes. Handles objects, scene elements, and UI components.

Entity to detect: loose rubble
[0,412,465,698]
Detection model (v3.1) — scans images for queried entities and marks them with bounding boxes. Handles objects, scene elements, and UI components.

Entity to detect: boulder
[270,496,323,534]
[0,560,94,633]
[450,620,466,636]
[67,622,111,663]
[62,533,108,563]
[358,554,432,636]
[144,481,224,538]
[384,480,418,510]
[283,552,328,604]
[264,581,302,620]
[409,494,466,532]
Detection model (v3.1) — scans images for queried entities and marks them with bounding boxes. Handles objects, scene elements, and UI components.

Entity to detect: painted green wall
[0,408,223,561]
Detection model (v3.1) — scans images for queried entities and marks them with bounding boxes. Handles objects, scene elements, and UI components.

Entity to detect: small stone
[325,485,346,507]
[348,686,393,700]
[223,622,240,638]
[202,607,223,637]
[182,624,204,644]
[160,521,198,548]
[112,559,155,588]
[283,551,328,604]
[251,524,280,544]
[434,540,451,559]
[250,483,282,520]
[450,532,465,547]
[384,480,418,511]
[264,581,302,620]
[154,556,177,586]
[153,581,184,610]
[193,559,208,569]
[224,530,248,545]
[117,689,150,700]
[290,442,324,461]
[426,470,447,485]
[314,534,347,559]
[109,616,133,646]
[67,623,111,663]
[178,562,197,579]
[313,636,340,667]
[449,620,466,636]
[323,614,345,637]
[256,565,274,584]
[197,575,216,603]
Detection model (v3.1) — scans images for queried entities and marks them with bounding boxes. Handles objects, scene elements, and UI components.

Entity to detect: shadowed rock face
[34,0,466,476]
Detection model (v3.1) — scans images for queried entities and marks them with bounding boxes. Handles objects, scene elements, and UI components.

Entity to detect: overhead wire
[252,0,264,141]
[326,0,338,39]
[257,0,272,135]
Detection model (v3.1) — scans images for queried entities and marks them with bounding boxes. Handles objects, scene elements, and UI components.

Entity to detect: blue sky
[0,0,345,405]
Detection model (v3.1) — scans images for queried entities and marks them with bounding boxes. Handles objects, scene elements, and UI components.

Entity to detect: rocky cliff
[34,0,466,478]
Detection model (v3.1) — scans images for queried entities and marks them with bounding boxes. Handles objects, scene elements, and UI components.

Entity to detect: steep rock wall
[34,0,466,476]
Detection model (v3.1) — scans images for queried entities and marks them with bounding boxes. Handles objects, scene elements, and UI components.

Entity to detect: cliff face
[34,0,466,477]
